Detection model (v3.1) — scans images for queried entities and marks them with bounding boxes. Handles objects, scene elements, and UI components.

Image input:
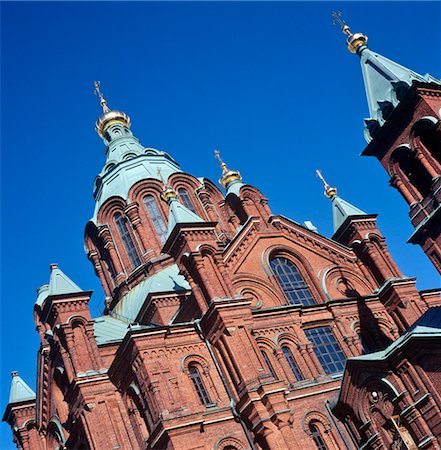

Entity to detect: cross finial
[94,81,110,113]
[214,149,228,174]
[316,169,337,198]
[332,11,352,36]
[157,167,166,186]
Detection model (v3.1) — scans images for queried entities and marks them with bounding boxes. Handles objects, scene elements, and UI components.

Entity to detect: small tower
[3,372,39,450]
[334,14,441,273]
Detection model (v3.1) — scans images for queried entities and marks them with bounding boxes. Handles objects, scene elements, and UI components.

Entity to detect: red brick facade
[4,28,441,450]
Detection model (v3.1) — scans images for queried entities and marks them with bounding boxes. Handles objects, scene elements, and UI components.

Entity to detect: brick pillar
[98,227,126,284]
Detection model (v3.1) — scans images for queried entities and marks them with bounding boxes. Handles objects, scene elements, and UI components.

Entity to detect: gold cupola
[94,81,131,138]
[214,149,242,188]
[332,12,368,53]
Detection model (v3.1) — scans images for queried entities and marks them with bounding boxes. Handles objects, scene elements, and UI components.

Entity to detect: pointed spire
[332,13,441,141]
[8,372,36,404]
[159,169,204,239]
[317,170,367,233]
[214,149,244,194]
[93,81,131,138]
[36,264,83,306]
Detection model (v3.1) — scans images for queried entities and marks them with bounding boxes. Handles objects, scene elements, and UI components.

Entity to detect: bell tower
[334,13,441,273]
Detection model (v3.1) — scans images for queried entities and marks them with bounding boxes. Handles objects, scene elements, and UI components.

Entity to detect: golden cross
[214,149,228,174]
[316,169,330,190]
[94,81,110,112]
[214,149,223,164]
[157,167,166,186]
[332,11,351,35]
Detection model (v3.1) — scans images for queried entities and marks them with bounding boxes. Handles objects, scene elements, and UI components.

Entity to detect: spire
[36,263,83,306]
[93,81,131,138]
[90,84,182,224]
[7,372,36,404]
[159,170,204,239]
[332,12,441,141]
[214,149,244,195]
[317,170,367,233]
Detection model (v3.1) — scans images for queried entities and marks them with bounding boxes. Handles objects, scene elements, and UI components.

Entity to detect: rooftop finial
[94,81,110,113]
[332,11,352,36]
[158,167,177,202]
[214,149,242,188]
[214,149,228,175]
[332,12,368,53]
[316,169,337,199]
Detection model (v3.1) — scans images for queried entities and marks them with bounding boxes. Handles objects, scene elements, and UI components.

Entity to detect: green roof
[36,263,83,306]
[7,372,36,404]
[331,195,367,233]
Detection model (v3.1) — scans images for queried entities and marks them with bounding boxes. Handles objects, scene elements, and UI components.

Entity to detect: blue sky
[1,1,440,446]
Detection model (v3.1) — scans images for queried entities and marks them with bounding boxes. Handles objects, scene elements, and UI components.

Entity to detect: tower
[335,14,441,272]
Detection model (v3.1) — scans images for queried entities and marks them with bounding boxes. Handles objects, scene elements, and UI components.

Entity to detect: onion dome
[94,81,131,137]
[332,12,368,54]
[214,149,242,188]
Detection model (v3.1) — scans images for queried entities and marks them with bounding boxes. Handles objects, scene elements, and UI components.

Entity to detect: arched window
[178,188,196,213]
[115,213,141,268]
[282,346,303,381]
[418,127,441,165]
[398,152,432,198]
[309,423,328,450]
[261,350,277,379]
[270,257,315,306]
[189,365,211,406]
[143,195,168,243]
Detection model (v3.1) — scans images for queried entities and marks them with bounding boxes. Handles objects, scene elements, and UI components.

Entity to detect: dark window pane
[143,195,168,243]
[115,213,141,269]
[178,188,196,213]
[270,258,316,306]
[305,327,346,375]
[261,350,277,379]
[189,365,211,406]
[282,346,303,381]
[309,424,328,450]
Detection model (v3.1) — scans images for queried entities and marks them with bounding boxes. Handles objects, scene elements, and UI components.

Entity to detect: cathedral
[3,17,441,450]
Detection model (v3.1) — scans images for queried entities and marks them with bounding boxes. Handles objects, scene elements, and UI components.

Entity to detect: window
[114,213,141,269]
[261,350,277,379]
[309,423,328,450]
[189,365,211,406]
[143,195,168,243]
[304,327,346,375]
[178,188,196,213]
[270,257,315,306]
[282,346,303,381]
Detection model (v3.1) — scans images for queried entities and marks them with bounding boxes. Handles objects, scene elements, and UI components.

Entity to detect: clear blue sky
[1,1,440,446]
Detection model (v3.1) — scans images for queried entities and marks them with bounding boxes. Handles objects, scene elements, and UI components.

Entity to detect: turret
[333,13,441,273]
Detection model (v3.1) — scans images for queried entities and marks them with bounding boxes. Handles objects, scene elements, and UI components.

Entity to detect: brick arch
[200,177,225,201]
[181,354,210,374]
[233,272,283,308]
[274,331,301,349]
[322,265,374,299]
[96,196,127,225]
[168,172,202,191]
[214,436,246,450]
[411,116,441,168]
[390,144,432,199]
[66,315,88,327]
[302,411,331,433]
[255,336,276,352]
[262,245,325,304]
